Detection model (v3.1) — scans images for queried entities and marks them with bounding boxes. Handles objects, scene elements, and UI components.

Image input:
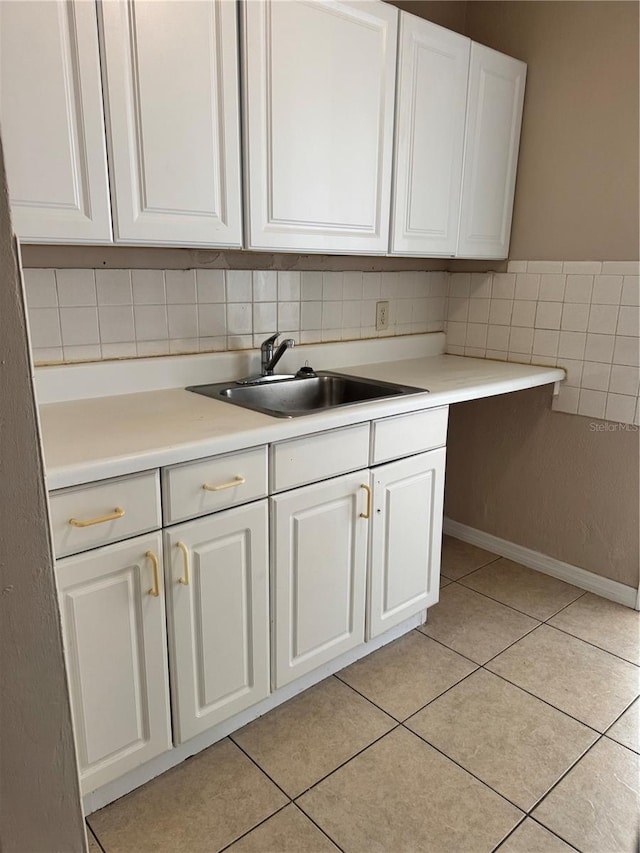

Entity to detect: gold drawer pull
[176,541,190,586]
[202,475,246,492]
[359,484,372,519]
[146,550,160,597]
[69,507,125,528]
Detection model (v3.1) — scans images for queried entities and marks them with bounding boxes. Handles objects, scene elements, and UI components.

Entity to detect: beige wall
[445,1,640,589]
[386,0,468,34]
[0,144,86,850]
[466,1,639,262]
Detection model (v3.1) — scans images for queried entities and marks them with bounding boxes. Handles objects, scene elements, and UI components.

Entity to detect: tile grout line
[289,802,346,853]
[85,822,107,853]
[216,801,292,853]
[439,553,502,583]
[228,737,294,804]
[332,672,408,724]
[453,574,587,623]
[540,621,640,668]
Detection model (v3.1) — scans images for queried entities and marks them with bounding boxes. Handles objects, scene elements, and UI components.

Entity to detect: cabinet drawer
[371,407,448,465]
[50,471,161,558]
[162,446,268,524]
[271,423,370,492]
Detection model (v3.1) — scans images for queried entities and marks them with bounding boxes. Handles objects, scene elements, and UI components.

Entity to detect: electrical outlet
[376,300,389,331]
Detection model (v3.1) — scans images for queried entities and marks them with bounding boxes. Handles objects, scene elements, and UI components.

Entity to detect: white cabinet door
[368,448,445,640]
[164,502,270,743]
[0,0,112,243]
[100,0,242,247]
[390,15,470,257]
[56,533,171,794]
[457,44,526,259]
[243,0,397,254]
[271,472,369,687]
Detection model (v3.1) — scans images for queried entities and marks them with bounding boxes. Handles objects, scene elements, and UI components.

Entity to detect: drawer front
[50,471,161,558]
[371,406,448,465]
[272,423,370,492]
[163,446,268,524]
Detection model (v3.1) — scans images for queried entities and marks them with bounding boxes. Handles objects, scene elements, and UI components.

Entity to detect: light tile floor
[87,535,640,853]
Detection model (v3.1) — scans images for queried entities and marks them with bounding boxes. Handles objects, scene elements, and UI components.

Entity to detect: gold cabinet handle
[69,507,125,528]
[202,475,246,492]
[359,484,372,519]
[146,550,160,597]
[176,541,190,586]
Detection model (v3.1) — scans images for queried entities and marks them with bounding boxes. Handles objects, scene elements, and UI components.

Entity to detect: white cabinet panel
[164,502,270,743]
[390,15,470,256]
[56,533,171,793]
[243,0,397,254]
[271,472,369,687]
[457,44,526,259]
[0,0,112,243]
[100,0,242,246]
[368,449,445,639]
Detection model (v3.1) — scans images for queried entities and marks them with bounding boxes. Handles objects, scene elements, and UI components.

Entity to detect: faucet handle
[261,332,280,349]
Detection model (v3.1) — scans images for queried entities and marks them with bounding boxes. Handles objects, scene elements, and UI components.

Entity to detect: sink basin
[187,371,426,418]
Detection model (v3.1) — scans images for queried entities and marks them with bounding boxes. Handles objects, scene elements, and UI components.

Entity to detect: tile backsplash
[445,260,640,425]
[24,268,447,364]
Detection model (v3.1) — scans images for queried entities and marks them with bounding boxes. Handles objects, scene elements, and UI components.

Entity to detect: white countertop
[39,353,564,490]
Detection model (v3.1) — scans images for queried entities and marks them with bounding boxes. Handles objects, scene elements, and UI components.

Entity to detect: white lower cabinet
[368,449,446,639]
[56,532,171,793]
[163,501,270,743]
[271,472,370,688]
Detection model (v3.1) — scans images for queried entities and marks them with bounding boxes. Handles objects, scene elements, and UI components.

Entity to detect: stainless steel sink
[187,371,426,418]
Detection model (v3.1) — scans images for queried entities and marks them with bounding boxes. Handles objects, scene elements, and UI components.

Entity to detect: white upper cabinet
[99,0,243,247]
[243,0,398,255]
[390,16,470,257]
[457,43,526,259]
[0,0,112,243]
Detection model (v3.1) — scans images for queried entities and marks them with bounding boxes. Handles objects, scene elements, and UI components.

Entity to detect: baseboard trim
[444,518,638,610]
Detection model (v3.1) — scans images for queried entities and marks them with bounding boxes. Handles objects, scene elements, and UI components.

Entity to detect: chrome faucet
[261,332,295,375]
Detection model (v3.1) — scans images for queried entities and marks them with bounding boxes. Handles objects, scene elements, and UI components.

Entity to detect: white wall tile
[199,337,227,353]
[616,306,639,337]
[448,297,469,323]
[323,272,343,301]
[581,361,611,391]
[526,261,563,274]
[96,270,132,306]
[564,275,593,303]
[428,272,447,299]
[169,338,199,354]
[62,344,101,362]
[584,333,615,363]
[487,325,510,351]
[532,330,559,358]
[609,364,640,396]
[605,393,638,424]
[101,342,137,359]
[507,260,527,273]
[226,303,252,335]
[227,335,253,351]
[278,301,300,331]
[254,271,279,304]
[509,326,534,354]
[226,270,252,302]
[535,302,562,330]
[446,321,467,347]
[98,306,135,344]
[466,323,488,348]
[553,385,579,414]
[563,261,602,275]
[134,305,168,341]
[301,272,323,301]
[168,304,198,338]
[56,269,96,306]
[558,331,587,360]
[556,358,583,387]
[514,273,540,301]
[588,304,619,334]
[561,303,590,332]
[613,335,640,366]
[23,269,58,307]
[470,273,492,298]
[465,346,486,358]
[591,275,623,305]
[489,299,513,326]
[132,270,166,304]
[199,304,227,337]
[32,347,63,363]
[449,273,471,297]
[196,270,225,303]
[342,272,363,301]
[491,273,516,300]
[322,301,342,330]
[165,270,196,304]
[301,301,322,331]
[362,273,382,300]
[621,277,639,307]
[468,298,490,323]
[28,307,61,348]
[538,274,566,302]
[601,262,639,275]
[278,272,301,301]
[512,300,536,327]
[59,306,99,346]
[136,340,170,357]
[340,299,361,328]
[578,389,606,418]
